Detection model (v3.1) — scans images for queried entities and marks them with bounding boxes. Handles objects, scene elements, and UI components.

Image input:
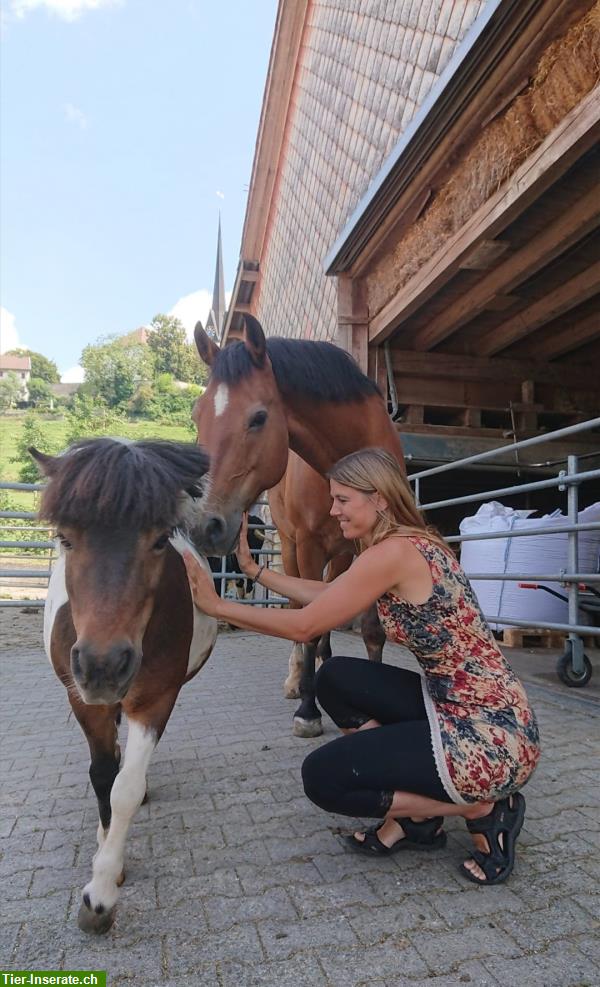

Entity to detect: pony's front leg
[78,718,156,934]
[284,642,303,699]
[293,638,322,738]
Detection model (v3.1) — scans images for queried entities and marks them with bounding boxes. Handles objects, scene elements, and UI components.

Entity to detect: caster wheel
[556,650,592,688]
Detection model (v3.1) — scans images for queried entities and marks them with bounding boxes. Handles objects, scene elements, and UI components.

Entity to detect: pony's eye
[248,409,268,430]
[57,533,73,550]
[152,533,171,551]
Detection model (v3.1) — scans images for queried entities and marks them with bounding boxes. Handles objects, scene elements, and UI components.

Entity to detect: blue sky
[0,0,277,379]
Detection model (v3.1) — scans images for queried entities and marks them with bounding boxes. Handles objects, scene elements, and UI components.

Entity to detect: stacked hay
[368,2,600,320]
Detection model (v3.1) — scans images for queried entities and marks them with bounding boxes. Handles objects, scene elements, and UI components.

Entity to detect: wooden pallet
[499,627,599,649]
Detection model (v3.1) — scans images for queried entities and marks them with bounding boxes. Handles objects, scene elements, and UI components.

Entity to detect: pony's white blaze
[214,383,229,417]
[169,531,218,675]
[43,548,69,661]
[83,720,156,913]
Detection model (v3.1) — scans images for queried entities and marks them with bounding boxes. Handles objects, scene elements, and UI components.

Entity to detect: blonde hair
[327,447,448,552]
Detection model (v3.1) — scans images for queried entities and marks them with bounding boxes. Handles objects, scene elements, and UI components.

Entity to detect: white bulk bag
[459,501,600,631]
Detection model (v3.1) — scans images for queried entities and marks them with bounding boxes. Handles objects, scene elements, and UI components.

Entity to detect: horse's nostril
[206,515,226,539]
[71,647,81,675]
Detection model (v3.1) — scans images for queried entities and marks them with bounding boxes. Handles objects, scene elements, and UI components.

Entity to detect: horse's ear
[243,315,266,368]
[194,321,220,367]
[28,447,59,477]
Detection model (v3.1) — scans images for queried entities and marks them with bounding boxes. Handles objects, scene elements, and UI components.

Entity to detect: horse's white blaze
[43,548,69,662]
[169,531,218,675]
[214,383,229,417]
[84,720,156,912]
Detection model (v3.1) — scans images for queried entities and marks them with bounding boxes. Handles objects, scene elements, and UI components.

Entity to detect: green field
[0,413,194,509]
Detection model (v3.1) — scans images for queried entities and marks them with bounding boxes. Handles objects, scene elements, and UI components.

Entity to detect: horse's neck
[285,396,404,473]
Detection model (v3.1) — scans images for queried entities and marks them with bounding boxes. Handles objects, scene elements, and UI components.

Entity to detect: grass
[0,412,195,509]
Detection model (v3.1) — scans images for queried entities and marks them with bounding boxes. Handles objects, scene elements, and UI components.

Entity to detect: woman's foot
[461,793,525,885]
[348,815,446,855]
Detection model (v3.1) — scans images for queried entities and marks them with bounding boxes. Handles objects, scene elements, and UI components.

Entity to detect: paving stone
[346,897,447,943]
[318,939,429,984]
[164,924,264,973]
[480,940,599,986]
[497,896,595,950]
[0,921,21,963]
[431,886,525,926]
[259,913,359,960]
[291,873,382,916]
[406,959,500,986]
[63,939,164,982]
[220,954,328,987]
[413,920,522,975]
[204,886,297,932]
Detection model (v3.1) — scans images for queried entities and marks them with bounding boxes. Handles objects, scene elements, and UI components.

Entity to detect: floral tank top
[376,536,541,804]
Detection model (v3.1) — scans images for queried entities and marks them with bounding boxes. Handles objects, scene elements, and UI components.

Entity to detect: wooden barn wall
[253,0,488,342]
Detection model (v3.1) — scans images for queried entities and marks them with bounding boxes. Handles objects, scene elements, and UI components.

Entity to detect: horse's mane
[211,337,381,402]
[38,438,209,529]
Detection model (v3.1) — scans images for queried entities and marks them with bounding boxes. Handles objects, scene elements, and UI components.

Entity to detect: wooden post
[337,275,369,374]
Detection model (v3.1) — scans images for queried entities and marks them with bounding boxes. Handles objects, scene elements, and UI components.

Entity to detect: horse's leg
[361,603,386,663]
[279,531,303,700]
[77,694,176,933]
[293,538,329,739]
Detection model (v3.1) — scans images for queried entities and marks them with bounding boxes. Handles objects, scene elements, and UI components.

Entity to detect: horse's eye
[248,409,268,430]
[152,533,171,551]
[57,533,72,550]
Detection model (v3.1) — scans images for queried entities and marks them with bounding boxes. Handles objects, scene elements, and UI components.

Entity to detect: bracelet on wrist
[253,562,267,584]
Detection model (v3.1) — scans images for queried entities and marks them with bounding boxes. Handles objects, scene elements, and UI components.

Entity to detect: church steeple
[205,214,226,340]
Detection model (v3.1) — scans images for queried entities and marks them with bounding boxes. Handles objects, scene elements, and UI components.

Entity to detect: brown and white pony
[32,438,217,933]
[191,315,404,738]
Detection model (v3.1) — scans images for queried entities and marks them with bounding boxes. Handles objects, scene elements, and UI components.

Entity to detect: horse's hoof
[284,683,300,699]
[77,900,116,934]
[293,716,323,738]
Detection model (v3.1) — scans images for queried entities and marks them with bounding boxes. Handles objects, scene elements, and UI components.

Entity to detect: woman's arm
[184,537,407,642]
[234,513,326,605]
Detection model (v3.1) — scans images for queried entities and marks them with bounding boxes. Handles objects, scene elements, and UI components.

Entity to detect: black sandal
[347,815,447,855]
[460,792,525,886]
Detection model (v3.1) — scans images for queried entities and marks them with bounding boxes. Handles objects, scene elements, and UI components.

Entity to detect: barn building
[223,0,600,511]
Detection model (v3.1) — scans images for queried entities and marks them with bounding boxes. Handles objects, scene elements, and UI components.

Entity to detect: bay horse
[191,315,404,737]
[31,438,217,933]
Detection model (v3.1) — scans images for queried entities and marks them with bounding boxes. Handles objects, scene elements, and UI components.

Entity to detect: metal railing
[409,417,600,686]
[0,486,285,609]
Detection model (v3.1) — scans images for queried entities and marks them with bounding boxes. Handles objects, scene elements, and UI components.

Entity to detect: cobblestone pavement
[1,611,599,987]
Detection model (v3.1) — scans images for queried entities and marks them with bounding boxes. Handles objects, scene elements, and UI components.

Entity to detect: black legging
[301,656,453,818]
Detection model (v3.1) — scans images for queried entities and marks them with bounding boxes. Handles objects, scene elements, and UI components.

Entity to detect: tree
[81,336,155,408]
[0,372,23,410]
[6,348,60,383]
[28,376,54,408]
[65,393,129,444]
[12,413,58,482]
[147,314,207,385]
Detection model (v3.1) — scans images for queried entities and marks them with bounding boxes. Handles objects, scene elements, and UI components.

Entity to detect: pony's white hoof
[77,898,116,934]
[284,680,300,699]
[293,716,323,738]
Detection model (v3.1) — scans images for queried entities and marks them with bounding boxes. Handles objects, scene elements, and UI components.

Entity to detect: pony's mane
[211,337,380,402]
[39,438,209,530]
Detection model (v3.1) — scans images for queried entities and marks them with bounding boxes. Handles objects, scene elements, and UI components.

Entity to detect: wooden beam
[389,349,598,389]
[475,260,600,356]
[412,183,600,351]
[533,309,600,361]
[369,86,600,346]
[337,276,369,373]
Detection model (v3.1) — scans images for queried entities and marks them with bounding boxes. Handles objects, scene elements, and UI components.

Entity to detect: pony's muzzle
[71,640,141,704]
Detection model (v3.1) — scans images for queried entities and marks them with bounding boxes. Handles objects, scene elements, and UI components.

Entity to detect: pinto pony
[32,438,217,933]
[191,315,405,738]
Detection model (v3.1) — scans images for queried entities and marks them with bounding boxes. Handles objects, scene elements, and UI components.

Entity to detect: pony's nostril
[71,647,81,675]
[117,648,134,679]
[206,515,226,539]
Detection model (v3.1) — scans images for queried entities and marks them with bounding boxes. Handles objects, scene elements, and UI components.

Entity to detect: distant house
[50,382,81,401]
[0,354,31,401]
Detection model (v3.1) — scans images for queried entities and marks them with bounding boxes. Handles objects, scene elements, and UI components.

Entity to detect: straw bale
[367,1,600,320]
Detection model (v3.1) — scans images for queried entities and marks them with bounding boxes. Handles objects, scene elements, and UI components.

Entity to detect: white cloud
[11,0,121,21]
[169,289,213,341]
[64,102,88,129]
[216,190,225,200]
[60,364,86,383]
[0,306,27,353]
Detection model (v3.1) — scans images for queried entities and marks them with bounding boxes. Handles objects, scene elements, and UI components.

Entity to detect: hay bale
[367,1,600,321]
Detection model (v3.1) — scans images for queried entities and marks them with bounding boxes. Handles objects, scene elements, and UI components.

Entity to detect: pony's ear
[28,447,58,476]
[194,321,220,367]
[243,315,266,368]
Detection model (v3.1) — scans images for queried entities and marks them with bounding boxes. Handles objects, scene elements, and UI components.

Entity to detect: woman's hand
[235,512,260,578]
[183,551,222,618]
